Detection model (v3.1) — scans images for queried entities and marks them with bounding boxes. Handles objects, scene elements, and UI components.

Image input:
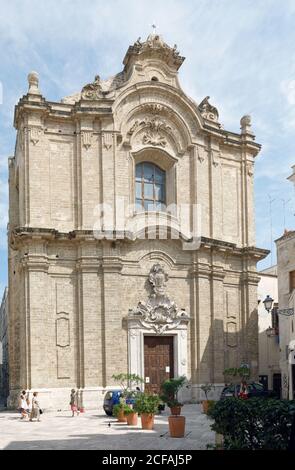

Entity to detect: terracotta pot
[79,407,85,413]
[126,412,138,426]
[141,413,155,430]
[117,409,127,423]
[170,406,182,416]
[202,400,209,414]
[168,416,185,438]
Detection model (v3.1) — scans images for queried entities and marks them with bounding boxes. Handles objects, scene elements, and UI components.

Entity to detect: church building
[7,33,268,408]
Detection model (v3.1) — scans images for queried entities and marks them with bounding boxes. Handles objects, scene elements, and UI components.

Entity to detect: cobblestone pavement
[0,404,215,450]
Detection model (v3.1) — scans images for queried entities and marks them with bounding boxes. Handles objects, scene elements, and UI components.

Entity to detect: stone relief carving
[246,162,254,177]
[81,131,92,150]
[103,132,113,150]
[128,264,190,335]
[81,75,103,100]
[211,149,220,167]
[30,127,42,146]
[144,104,164,114]
[128,117,172,148]
[197,146,205,163]
[198,96,219,122]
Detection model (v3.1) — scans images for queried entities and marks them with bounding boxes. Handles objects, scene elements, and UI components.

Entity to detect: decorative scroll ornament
[142,132,167,147]
[82,131,92,150]
[198,96,219,122]
[81,75,103,100]
[129,264,190,335]
[128,117,172,148]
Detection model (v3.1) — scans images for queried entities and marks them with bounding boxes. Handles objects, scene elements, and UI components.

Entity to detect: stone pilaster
[211,264,225,383]
[101,242,124,386]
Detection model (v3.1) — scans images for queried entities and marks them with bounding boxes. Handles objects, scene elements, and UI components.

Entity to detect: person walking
[29,392,42,422]
[70,389,80,417]
[26,394,32,416]
[18,390,28,420]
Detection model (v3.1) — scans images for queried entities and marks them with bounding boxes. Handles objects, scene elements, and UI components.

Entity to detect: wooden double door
[144,336,174,394]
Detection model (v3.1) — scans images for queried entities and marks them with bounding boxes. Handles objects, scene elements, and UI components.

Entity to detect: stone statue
[81,75,103,100]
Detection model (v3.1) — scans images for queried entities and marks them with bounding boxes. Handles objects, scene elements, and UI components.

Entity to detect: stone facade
[7,33,268,409]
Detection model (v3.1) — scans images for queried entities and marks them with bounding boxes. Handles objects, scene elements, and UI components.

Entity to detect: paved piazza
[0,404,214,450]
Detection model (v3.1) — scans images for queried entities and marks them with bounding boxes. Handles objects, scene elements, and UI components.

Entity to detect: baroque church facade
[7,33,268,408]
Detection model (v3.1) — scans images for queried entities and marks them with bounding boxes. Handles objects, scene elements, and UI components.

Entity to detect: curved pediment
[115,85,203,156]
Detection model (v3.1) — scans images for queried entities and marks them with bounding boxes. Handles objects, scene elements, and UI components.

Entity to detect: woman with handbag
[29,392,42,422]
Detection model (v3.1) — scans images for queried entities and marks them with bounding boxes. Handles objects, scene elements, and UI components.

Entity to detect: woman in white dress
[29,392,41,422]
[18,390,28,420]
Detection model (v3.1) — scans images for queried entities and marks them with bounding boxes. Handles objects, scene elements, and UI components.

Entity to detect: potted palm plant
[200,383,214,414]
[134,393,161,430]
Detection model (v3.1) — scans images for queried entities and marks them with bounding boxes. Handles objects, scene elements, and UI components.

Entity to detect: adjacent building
[7,33,268,409]
[257,266,280,396]
[276,230,295,399]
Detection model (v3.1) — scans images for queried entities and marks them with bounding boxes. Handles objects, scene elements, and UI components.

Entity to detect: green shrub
[123,405,137,416]
[210,397,295,450]
[134,393,161,415]
[113,403,124,418]
[160,376,186,407]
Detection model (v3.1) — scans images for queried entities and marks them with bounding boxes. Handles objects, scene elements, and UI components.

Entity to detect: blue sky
[1,0,295,294]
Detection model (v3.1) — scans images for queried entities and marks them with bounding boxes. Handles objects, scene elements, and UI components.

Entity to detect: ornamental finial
[27,71,41,95]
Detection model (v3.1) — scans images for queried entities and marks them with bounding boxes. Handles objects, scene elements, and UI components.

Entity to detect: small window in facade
[290,270,295,292]
[135,162,166,211]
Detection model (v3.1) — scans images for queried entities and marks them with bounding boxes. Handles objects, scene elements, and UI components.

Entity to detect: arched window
[135,162,166,211]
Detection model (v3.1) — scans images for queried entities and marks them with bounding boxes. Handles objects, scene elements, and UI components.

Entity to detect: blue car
[103,390,136,416]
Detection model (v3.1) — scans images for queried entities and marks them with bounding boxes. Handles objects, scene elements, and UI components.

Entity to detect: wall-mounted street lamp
[263,295,274,312]
[263,295,294,316]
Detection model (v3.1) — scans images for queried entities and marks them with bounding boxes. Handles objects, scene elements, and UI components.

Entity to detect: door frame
[127,322,189,398]
[143,335,175,392]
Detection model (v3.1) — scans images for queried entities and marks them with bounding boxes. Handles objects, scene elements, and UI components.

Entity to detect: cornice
[10,228,269,262]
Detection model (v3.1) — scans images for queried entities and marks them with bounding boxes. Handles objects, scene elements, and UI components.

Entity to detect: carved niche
[128,264,190,335]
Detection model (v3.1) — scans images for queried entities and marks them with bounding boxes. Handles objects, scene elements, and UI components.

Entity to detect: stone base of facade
[7,383,225,411]
[8,387,112,411]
